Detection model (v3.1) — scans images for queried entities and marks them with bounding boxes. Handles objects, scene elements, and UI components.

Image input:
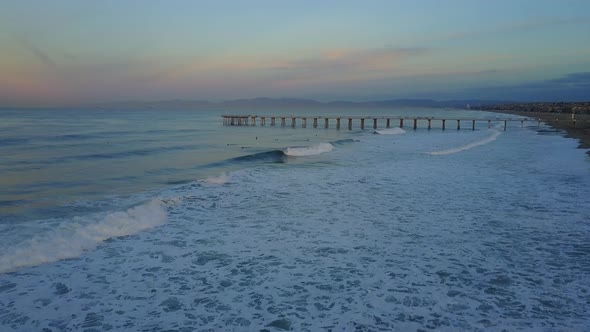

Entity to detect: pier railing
[222,115,538,131]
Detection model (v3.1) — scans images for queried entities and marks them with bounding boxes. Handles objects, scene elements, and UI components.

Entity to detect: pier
[222,115,538,131]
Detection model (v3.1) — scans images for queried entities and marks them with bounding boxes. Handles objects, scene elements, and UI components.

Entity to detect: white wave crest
[429,130,502,156]
[0,199,167,274]
[284,143,334,156]
[374,128,406,135]
[205,173,231,184]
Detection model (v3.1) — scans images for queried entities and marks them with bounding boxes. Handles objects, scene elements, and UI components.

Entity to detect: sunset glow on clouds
[0,0,589,106]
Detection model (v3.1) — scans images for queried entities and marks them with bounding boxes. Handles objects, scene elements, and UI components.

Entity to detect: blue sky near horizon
[0,0,589,106]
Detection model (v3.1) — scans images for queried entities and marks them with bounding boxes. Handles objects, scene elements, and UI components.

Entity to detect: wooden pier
[222,115,538,131]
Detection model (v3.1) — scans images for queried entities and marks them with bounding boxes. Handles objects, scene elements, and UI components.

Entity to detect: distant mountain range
[84,97,515,110]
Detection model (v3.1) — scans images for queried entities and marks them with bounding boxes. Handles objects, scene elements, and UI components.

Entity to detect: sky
[0,0,589,107]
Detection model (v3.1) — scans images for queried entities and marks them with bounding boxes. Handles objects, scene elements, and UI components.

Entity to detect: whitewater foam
[374,127,406,135]
[0,199,167,274]
[283,142,334,156]
[205,173,231,185]
[2,115,590,331]
[429,130,502,155]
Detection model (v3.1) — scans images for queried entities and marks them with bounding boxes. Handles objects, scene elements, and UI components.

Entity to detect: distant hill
[219,97,323,108]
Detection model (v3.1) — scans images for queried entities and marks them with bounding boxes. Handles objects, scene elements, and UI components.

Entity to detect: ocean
[0,107,589,331]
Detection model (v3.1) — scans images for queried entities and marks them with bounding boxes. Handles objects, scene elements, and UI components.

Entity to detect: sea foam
[0,199,167,274]
[429,130,502,155]
[205,173,231,184]
[374,127,406,135]
[283,142,334,156]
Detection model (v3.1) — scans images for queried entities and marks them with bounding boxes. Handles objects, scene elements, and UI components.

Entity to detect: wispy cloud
[245,47,435,87]
[486,72,590,90]
[20,39,56,69]
[498,16,589,33]
[466,72,590,101]
[267,47,430,72]
[544,72,590,85]
[151,46,433,89]
[422,16,589,44]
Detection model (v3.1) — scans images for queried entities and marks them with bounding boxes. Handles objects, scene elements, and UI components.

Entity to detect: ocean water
[0,108,589,331]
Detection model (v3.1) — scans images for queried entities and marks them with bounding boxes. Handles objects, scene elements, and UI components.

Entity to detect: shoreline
[486,110,590,155]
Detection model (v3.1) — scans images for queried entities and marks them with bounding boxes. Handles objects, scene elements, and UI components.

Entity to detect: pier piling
[222,115,536,132]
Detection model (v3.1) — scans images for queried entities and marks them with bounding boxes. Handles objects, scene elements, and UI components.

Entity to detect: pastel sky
[1,0,589,106]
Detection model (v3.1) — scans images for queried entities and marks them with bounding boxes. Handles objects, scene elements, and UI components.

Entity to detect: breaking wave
[228,150,286,164]
[283,143,334,156]
[429,130,502,155]
[0,199,167,274]
[205,173,231,185]
[204,142,343,169]
[330,138,359,145]
[374,128,406,135]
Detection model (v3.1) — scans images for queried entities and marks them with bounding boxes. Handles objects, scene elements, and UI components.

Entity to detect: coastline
[486,110,590,155]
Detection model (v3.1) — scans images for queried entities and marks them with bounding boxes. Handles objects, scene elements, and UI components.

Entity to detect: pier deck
[222,115,539,131]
